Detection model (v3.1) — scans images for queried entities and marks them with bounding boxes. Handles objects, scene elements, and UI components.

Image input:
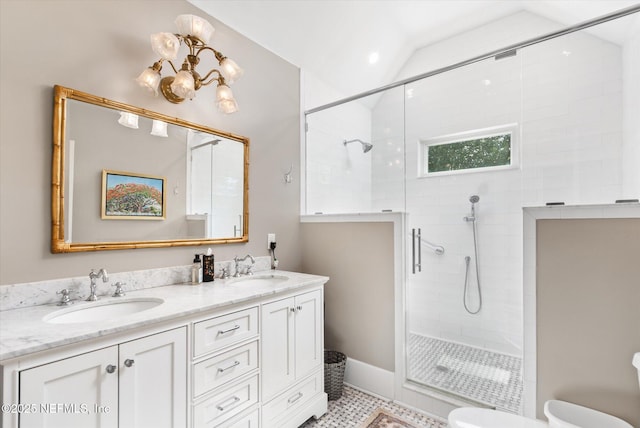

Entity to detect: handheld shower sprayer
[464,195,479,222]
[463,194,482,314]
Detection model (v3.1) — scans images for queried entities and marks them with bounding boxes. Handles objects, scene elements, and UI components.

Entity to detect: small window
[420,124,518,176]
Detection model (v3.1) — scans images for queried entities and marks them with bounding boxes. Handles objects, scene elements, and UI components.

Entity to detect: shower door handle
[417,228,422,273]
[412,228,422,274]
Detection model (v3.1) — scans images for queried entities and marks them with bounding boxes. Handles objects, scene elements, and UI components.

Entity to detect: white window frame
[419,123,519,178]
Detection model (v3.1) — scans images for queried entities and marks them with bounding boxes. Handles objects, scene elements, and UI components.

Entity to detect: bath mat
[359,407,419,428]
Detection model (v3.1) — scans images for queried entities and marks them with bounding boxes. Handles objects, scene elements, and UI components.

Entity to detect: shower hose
[463,220,482,314]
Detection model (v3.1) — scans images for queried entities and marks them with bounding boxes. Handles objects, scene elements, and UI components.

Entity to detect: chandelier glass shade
[136,14,242,114]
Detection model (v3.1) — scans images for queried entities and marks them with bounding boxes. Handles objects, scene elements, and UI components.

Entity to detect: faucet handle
[246,265,254,276]
[56,289,73,306]
[112,282,126,297]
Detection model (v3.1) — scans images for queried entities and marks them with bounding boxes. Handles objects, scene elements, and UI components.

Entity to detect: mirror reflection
[52,86,249,253]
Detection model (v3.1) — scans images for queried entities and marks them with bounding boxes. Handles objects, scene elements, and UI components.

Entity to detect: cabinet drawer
[193,375,258,428]
[216,405,259,428]
[193,341,258,397]
[262,370,323,425]
[194,307,258,357]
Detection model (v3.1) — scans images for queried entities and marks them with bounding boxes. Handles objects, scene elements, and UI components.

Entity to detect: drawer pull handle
[218,360,240,373]
[218,324,241,335]
[216,395,240,412]
[105,364,117,374]
[288,392,303,404]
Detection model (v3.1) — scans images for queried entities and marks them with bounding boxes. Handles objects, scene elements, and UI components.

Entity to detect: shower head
[469,195,480,204]
[344,139,373,153]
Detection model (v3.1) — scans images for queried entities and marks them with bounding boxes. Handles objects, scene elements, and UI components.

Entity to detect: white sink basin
[44,298,164,324]
[229,274,289,287]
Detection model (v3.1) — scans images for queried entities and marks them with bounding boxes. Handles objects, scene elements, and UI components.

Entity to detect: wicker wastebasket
[324,350,346,400]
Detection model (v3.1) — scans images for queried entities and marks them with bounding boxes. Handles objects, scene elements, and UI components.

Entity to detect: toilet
[448,407,547,427]
[448,352,640,428]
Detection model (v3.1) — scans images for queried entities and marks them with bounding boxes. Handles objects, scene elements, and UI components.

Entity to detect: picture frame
[101,169,166,220]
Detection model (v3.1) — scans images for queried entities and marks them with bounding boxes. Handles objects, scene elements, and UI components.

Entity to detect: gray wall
[536,218,640,426]
[300,222,395,372]
[0,0,301,284]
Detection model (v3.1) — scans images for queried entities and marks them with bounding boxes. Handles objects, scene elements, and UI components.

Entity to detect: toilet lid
[448,407,547,428]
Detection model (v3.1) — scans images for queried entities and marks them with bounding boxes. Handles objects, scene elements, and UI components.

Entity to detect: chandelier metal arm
[166,59,180,75]
[194,45,223,62]
[199,69,224,87]
[177,34,202,56]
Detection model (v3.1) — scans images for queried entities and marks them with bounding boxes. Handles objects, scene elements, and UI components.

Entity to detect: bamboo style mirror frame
[52,85,249,253]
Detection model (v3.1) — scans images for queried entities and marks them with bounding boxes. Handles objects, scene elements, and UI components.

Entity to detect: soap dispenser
[191,254,203,284]
[202,248,215,282]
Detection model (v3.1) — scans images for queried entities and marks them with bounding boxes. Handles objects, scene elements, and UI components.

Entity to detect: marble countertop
[0,270,328,361]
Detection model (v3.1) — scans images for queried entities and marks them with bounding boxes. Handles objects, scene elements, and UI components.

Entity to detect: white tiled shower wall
[306,99,373,215]
[305,11,638,356]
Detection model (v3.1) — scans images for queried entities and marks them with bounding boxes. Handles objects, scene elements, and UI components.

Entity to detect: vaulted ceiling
[191,1,640,99]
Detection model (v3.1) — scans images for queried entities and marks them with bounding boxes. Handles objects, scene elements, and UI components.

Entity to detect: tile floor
[300,385,448,428]
[407,333,523,412]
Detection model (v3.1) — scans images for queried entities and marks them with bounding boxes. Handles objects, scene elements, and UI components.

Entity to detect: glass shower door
[401,53,524,412]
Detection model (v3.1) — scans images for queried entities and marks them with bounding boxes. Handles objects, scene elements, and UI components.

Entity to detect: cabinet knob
[297,305,302,311]
[290,307,296,313]
[106,364,117,374]
[124,359,135,367]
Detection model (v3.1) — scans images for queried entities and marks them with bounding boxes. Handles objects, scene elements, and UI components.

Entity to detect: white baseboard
[342,358,450,424]
[343,357,395,400]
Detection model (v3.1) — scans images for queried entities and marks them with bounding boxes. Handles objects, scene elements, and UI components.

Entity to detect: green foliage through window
[427,133,511,173]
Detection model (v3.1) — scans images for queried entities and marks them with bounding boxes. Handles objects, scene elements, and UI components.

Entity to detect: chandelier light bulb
[150,120,169,137]
[170,70,196,100]
[219,57,244,84]
[118,112,139,129]
[150,32,180,60]
[216,84,238,114]
[135,66,161,95]
[175,14,215,43]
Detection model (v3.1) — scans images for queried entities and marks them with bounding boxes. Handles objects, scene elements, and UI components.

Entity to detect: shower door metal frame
[304,4,640,116]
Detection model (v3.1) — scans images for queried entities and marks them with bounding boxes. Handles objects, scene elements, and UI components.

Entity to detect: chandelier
[136,14,243,114]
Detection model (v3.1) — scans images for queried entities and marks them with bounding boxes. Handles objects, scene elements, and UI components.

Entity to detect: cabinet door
[119,327,187,428]
[261,297,295,400]
[294,290,323,379]
[19,346,118,428]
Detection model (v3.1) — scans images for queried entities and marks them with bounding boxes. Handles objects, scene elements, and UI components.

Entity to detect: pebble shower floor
[407,333,523,413]
[300,385,447,427]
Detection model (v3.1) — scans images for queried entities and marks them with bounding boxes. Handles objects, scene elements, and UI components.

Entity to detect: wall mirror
[51,85,249,253]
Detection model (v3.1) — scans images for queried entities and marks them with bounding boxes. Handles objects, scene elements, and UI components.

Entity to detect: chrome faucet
[87,268,108,301]
[233,255,255,277]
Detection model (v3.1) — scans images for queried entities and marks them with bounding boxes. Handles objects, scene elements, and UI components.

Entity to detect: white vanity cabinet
[1,271,329,428]
[191,307,260,428]
[261,289,326,428]
[18,327,186,428]
[19,346,118,428]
